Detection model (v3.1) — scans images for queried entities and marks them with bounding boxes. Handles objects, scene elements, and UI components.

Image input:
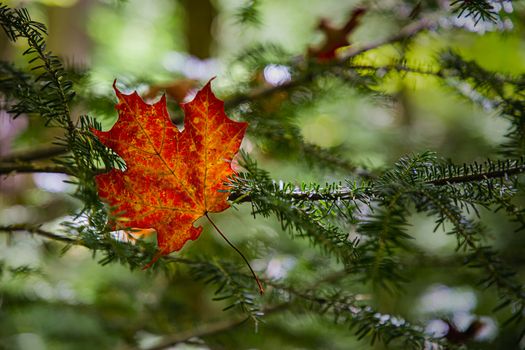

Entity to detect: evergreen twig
[0,224,77,244]
[1,3,525,348]
[0,163,72,175]
[225,18,435,109]
[141,303,289,350]
[0,145,68,162]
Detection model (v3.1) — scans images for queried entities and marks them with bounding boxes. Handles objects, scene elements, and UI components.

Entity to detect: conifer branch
[410,183,525,323]
[349,63,442,77]
[3,157,523,188]
[450,0,498,24]
[0,145,68,162]
[428,162,525,185]
[229,156,525,203]
[142,303,289,350]
[0,224,77,244]
[0,163,72,175]
[0,224,215,269]
[0,6,75,129]
[225,18,435,109]
[228,183,372,203]
[341,18,436,60]
[0,222,443,348]
[440,51,525,158]
[259,276,444,349]
[1,3,524,348]
[170,260,444,349]
[0,15,435,180]
[2,155,524,207]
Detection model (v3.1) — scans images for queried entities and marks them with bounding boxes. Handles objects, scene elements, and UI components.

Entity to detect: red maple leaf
[92,80,248,256]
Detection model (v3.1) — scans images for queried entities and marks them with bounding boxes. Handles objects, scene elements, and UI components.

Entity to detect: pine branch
[141,303,288,350]
[348,63,442,77]
[427,195,525,324]
[440,51,525,157]
[1,222,445,349]
[0,224,192,269]
[231,156,364,264]
[341,18,436,60]
[0,224,77,244]
[468,251,525,325]
[224,18,435,110]
[407,181,525,324]
[0,60,32,106]
[5,155,522,207]
[0,5,75,129]
[344,152,525,300]
[229,180,372,203]
[1,3,524,348]
[168,258,444,350]
[234,0,261,27]
[429,160,525,185]
[265,279,444,349]
[357,200,411,291]
[0,5,116,221]
[0,163,72,175]
[450,0,498,24]
[0,16,435,181]
[441,51,525,92]
[0,145,68,162]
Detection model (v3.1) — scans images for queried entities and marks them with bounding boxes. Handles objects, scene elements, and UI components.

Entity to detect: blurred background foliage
[1,0,525,349]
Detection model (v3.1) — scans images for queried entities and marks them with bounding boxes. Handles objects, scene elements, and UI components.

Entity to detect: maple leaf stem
[205,212,265,295]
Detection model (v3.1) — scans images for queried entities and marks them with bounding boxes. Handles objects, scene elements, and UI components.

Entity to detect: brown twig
[339,18,435,61]
[0,224,78,244]
[0,145,68,162]
[0,163,72,175]
[141,303,288,350]
[224,18,436,110]
[141,266,366,350]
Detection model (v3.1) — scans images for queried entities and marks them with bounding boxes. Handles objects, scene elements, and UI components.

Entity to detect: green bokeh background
[1,0,525,349]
